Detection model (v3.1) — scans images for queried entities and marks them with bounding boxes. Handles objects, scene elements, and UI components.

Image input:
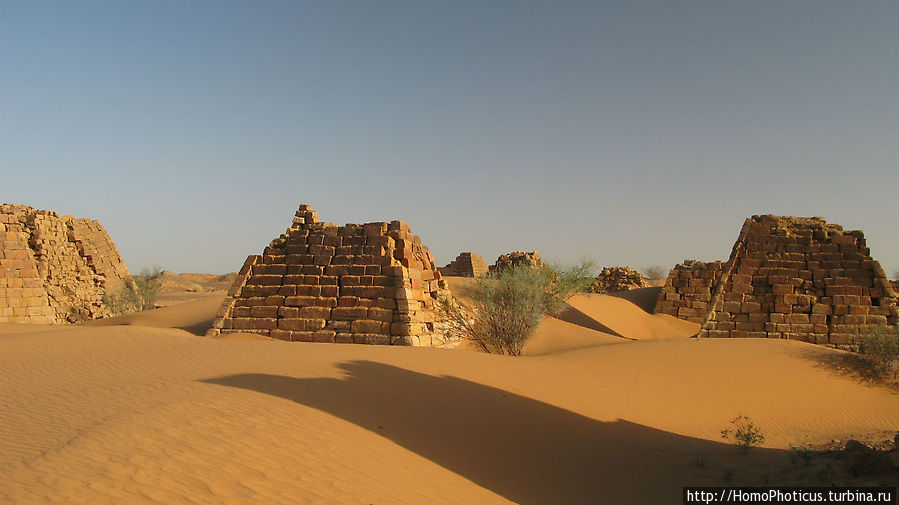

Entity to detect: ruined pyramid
[438,252,488,277]
[655,215,898,348]
[0,203,132,323]
[208,205,451,346]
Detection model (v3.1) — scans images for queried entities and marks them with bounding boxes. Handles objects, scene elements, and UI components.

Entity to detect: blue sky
[1,1,896,276]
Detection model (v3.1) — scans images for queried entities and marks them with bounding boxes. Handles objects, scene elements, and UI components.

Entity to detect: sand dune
[83,296,225,335]
[1,288,897,504]
[563,292,700,341]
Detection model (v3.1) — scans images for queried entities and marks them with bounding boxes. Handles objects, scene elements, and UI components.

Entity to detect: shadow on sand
[604,286,663,314]
[201,361,791,504]
[555,304,629,338]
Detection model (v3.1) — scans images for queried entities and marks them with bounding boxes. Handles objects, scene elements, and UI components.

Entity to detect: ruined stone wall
[656,215,897,347]
[655,260,725,323]
[489,251,543,272]
[439,252,487,277]
[0,204,132,323]
[589,266,649,294]
[208,205,451,346]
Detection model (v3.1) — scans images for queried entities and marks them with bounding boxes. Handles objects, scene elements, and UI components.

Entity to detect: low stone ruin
[655,215,898,347]
[589,266,648,294]
[489,251,544,272]
[439,252,488,277]
[655,260,726,323]
[0,203,132,323]
[208,204,452,346]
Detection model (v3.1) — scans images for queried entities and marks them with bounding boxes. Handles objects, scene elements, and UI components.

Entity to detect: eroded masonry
[655,215,898,347]
[208,205,451,346]
[0,203,132,323]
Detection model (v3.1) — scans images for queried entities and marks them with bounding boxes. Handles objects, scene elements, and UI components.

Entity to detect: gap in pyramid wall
[655,215,898,348]
[208,205,453,346]
[0,203,133,323]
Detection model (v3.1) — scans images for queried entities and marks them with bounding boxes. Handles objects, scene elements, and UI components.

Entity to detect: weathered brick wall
[207,205,452,346]
[656,215,898,347]
[439,252,487,277]
[655,260,725,323]
[0,204,132,323]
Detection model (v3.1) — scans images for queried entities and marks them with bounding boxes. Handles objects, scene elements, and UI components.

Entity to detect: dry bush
[103,266,164,315]
[437,260,595,355]
[642,265,668,281]
[857,325,899,379]
[720,415,765,453]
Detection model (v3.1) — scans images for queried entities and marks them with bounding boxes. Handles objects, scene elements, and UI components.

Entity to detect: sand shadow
[201,361,792,505]
[178,317,216,336]
[555,304,628,338]
[604,287,663,314]
[789,344,898,390]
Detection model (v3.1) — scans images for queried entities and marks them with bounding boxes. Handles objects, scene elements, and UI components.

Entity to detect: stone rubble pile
[489,251,544,273]
[589,266,648,294]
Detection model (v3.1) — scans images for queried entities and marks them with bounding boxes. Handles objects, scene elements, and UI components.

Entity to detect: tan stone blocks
[250,306,279,318]
[332,306,368,320]
[279,318,326,331]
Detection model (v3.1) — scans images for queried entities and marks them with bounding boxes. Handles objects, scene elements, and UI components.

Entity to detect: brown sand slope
[445,277,697,352]
[1,307,897,504]
[83,295,225,335]
[561,293,699,341]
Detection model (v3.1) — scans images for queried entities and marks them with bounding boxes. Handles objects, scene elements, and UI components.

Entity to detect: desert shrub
[103,266,164,315]
[642,265,668,281]
[857,325,899,379]
[437,260,595,355]
[720,415,765,453]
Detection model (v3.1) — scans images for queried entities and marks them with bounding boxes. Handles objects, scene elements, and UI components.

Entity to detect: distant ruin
[0,204,132,323]
[439,252,488,277]
[655,215,898,347]
[590,266,648,294]
[208,205,450,346]
[490,251,544,272]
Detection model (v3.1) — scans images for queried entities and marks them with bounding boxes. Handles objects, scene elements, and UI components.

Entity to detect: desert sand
[1,280,897,504]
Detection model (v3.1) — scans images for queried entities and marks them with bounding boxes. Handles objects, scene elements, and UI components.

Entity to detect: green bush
[858,325,899,379]
[720,415,765,453]
[437,260,595,355]
[103,266,164,315]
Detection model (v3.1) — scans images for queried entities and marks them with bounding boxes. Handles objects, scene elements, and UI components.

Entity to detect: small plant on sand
[857,325,899,379]
[437,260,595,356]
[642,265,668,281]
[721,416,765,453]
[103,266,164,315]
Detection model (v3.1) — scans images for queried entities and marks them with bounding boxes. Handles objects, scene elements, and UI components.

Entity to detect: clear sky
[1,1,896,276]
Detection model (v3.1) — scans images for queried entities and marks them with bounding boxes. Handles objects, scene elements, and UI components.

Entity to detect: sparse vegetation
[437,260,595,356]
[103,266,164,316]
[720,415,765,453]
[642,265,668,281]
[857,325,899,379]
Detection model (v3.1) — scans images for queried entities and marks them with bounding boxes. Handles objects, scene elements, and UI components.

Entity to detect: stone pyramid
[0,203,132,323]
[208,204,450,346]
[655,215,898,347]
[438,252,487,277]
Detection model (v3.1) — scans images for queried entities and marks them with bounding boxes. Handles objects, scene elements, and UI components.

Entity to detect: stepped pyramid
[655,215,898,347]
[208,205,451,346]
[439,252,487,277]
